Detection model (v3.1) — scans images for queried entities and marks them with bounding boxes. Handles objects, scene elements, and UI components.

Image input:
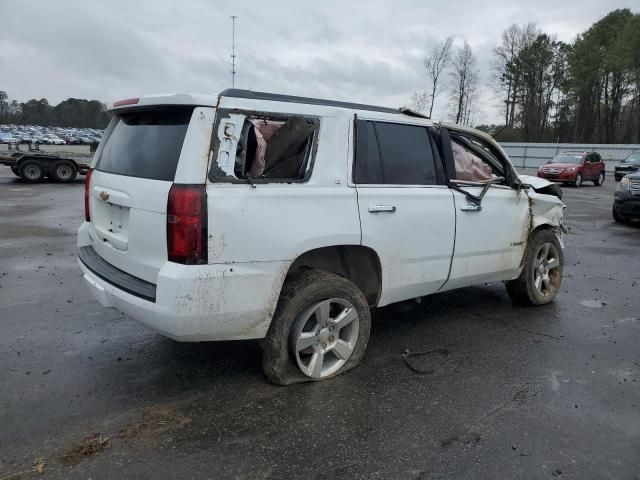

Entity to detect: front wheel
[612,206,629,224]
[506,229,563,305]
[573,173,582,188]
[614,175,623,182]
[594,172,605,186]
[18,160,45,183]
[262,270,371,385]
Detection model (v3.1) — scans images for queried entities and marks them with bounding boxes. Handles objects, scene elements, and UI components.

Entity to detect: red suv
[537,151,606,187]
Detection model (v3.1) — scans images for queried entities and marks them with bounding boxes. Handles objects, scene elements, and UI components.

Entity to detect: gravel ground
[0,168,638,479]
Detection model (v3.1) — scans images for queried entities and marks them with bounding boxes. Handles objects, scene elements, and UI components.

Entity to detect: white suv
[78,89,565,384]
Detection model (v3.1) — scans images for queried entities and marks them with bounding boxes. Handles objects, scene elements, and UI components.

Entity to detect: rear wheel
[593,172,605,186]
[262,269,371,385]
[50,160,77,183]
[573,173,582,187]
[18,160,45,183]
[506,229,563,305]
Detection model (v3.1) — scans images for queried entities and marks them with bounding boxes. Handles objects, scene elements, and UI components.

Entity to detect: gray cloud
[0,0,635,123]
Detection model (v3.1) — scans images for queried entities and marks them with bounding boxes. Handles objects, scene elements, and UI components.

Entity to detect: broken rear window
[209,112,319,182]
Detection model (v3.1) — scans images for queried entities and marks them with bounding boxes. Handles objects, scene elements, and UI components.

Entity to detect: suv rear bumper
[78,243,289,341]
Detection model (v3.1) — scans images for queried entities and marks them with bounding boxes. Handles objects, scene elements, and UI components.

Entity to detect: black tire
[614,175,622,182]
[18,160,45,183]
[612,206,629,224]
[262,269,371,385]
[593,171,605,186]
[506,229,563,306]
[10,165,20,177]
[573,173,582,187]
[50,160,77,183]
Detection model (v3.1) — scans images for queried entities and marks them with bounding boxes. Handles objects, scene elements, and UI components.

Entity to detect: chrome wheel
[534,242,561,298]
[290,298,360,379]
[55,164,73,180]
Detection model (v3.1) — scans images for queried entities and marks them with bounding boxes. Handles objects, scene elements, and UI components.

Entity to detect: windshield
[96,107,193,181]
[623,153,640,165]
[550,153,583,164]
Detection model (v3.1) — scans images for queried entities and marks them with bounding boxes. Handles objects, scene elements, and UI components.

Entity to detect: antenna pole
[230,15,237,88]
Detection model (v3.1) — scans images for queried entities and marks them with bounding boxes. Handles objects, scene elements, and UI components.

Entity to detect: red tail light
[167,185,208,264]
[84,168,93,222]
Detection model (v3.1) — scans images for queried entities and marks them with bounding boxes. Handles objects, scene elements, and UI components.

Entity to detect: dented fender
[526,189,566,247]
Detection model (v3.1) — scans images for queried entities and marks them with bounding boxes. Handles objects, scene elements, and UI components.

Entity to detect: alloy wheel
[290,298,360,379]
[534,242,561,298]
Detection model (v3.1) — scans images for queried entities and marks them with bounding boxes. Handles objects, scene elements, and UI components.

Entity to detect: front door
[439,128,531,291]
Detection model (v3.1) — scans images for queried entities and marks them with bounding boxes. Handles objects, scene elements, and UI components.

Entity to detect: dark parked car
[537,151,605,187]
[614,152,640,181]
[613,171,640,224]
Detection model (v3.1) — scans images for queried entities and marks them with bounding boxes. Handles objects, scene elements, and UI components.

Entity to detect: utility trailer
[0,152,90,183]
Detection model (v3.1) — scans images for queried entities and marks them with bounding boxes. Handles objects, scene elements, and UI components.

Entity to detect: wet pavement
[0,169,638,479]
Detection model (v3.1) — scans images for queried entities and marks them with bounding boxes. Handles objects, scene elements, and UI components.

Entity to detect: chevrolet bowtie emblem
[99,191,110,201]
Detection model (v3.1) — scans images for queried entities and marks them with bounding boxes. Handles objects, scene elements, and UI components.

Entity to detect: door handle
[460,204,482,212]
[368,205,396,213]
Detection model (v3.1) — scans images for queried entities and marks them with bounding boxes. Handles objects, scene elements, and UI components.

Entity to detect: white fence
[500,143,640,173]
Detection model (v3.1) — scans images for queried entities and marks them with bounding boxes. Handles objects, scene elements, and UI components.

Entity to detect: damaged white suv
[78,89,565,384]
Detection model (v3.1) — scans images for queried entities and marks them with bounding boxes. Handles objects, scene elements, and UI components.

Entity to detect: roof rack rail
[219,89,402,115]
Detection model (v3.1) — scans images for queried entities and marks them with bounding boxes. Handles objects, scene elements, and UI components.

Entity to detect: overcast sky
[0,0,636,124]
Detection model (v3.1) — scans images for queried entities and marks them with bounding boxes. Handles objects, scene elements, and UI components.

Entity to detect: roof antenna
[230,15,238,88]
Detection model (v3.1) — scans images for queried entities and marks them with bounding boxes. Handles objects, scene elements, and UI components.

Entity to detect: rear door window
[96,107,193,181]
[354,120,439,185]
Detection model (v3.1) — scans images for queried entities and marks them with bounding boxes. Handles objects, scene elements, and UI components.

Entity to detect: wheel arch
[284,245,382,307]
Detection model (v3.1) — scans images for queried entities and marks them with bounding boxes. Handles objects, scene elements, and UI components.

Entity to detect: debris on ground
[58,434,110,465]
[580,299,604,308]
[118,405,191,448]
[0,458,45,480]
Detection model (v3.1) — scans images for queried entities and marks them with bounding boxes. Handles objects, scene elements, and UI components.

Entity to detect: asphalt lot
[0,168,638,479]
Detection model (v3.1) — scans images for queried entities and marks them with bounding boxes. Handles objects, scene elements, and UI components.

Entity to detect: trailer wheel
[50,160,77,183]
[18,160,45,183]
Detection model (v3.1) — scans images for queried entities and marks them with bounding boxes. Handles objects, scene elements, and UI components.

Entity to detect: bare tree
[492,23,539,127]
[424,37,453,118]
[408,91,429,113]
[449,41,479,125]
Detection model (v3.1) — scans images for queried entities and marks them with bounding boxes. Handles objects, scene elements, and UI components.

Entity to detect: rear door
[440,128,530,291]
[354,119,455,306]
[87,106,214,283]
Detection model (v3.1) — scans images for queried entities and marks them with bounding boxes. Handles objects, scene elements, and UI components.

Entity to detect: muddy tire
[593,172,605,186]
[506,229,563,306]
[18,160,45,183]
[50,160,77,183]
[262,269,371,385]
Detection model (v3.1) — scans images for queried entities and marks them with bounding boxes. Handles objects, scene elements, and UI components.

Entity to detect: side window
[354,120,438,185]
[449,132,507,183]
[210,111,319,181]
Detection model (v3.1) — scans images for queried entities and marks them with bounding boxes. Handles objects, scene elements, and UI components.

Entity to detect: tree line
[0,92,111,129]
[411,8,640,144]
